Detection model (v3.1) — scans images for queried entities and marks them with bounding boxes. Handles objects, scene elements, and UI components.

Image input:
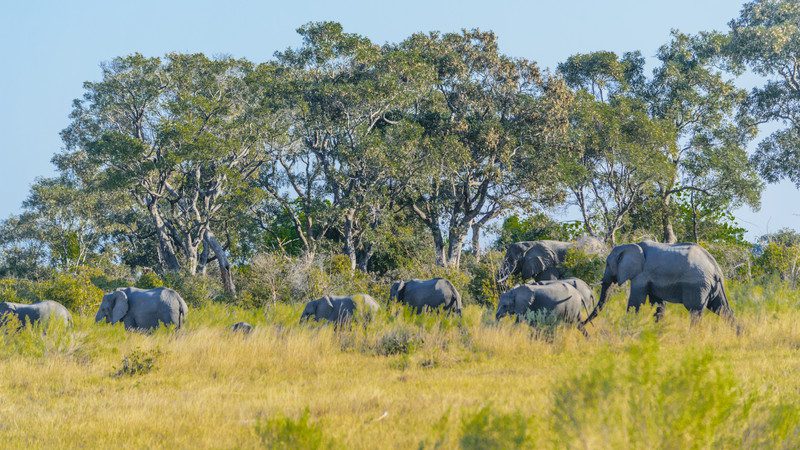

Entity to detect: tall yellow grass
[0,282,798,449]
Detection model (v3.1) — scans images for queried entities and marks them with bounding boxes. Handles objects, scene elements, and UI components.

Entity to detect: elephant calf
[0,300,72,327]
[495,282,586,326]
[300,294,380,324]
[95,287,188,331]
[389,278,462,315]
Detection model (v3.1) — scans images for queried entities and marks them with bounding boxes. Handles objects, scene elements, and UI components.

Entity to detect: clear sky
[1,0,797,239]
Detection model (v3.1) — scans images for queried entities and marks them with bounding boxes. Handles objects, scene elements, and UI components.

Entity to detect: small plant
[377,326,421,356]
[113,348,161,378]
[459,405,530,450]
[254,409,329,449]
[136,269,164,289]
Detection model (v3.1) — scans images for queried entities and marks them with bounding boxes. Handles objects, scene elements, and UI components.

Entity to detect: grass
[0,282,799,449]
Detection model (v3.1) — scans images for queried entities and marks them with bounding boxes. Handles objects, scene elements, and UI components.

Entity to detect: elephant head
[498,242,556,283]
[389,281,406,302]
[95,290,129,324]
[582,243,644,327]
[300,296,334,322]
[495,288,531,322]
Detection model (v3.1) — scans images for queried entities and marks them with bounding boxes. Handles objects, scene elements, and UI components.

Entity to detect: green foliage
[550,331,751,448]
[135,269,164,289]
[465,252,503,308]
[37,268,104,314]
[755,241,800,287]
[113,348,161,378]
[459,406,529,450]
[376,326,421,356]
[494,214,582,249]
[254,409,330,450]
[162,273,221,307]
[562,247,605,285]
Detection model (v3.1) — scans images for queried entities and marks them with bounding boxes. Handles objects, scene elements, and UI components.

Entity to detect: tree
[403,29,571,267]
[60,53,265,296]
[727,0,800,187]
[646,32,762,243]
[558,52,672,244]
[260,22,432,271]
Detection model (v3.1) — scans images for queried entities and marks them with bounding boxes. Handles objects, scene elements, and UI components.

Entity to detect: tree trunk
[147,202,180,273]
[342,209,358,272]
[205,231,235,298]
[430,224,447,267]
[446,225,469,269]
[471,222,482,263]
[661,193,677,244]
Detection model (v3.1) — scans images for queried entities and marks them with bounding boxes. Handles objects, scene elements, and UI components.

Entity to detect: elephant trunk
[94,310,106,323]
[581,281,611,327]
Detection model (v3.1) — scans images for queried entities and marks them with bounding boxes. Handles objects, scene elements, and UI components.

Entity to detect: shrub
[136,269,164,289]
[465,251,503,308]
[113,348,161,377]
[163,273,221,307]
[562,247,605,285]
[37,268,104,314]
[460,406,529,450]
[253,409,329,449]
[376,326,421,356]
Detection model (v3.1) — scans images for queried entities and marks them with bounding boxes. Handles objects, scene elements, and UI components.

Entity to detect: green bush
[163,273,221,307]
[113,348,162,378]
[254,409,330,449]
[37,268,104,314]
[459,406,530,450]
[464,251,502,308]
[136,269,164,289]
[562,247,605,285]
[376,326,421,356]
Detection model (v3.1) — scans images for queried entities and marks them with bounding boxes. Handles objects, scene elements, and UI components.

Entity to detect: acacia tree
[60,53,265,295]
[727,0,800,188]
[403,30,571,267]
[258,22,432,271]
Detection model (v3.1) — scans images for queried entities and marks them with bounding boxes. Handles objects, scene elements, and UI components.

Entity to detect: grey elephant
[535,278,596,318]
[95,287,188,331]
[581,241,736,328]
[0,300,72,327]
[389,278,462,315]
[230,321,254,334]
[300,294,380,324]
[495,282,587,327]
[498,240,573,283]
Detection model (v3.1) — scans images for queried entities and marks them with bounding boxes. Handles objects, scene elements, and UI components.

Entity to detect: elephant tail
[177,299,188,329]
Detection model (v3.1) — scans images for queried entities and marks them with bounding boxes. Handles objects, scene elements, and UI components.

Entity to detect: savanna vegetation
[1,0,800,448]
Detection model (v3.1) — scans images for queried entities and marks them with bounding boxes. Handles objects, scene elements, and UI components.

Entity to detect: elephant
[389,278,462,315]
[95,287,188,331]
[230,322,254,334]
[0,300,72,327]
[300,294,380,324]
[581,241,737,328]
[535,278,596,319]
[495,282,587,327]
[498,240,573,283]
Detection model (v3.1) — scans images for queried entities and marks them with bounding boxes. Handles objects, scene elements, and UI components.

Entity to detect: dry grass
[0,282,799,449]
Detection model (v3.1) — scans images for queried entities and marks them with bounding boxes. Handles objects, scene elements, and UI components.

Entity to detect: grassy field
[1,282,799,449]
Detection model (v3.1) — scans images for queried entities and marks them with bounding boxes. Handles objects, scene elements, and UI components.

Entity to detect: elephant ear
[616,244,645,284]
[316,296,334,318]
[521,251,546,279]
[391,281,406,300]
[110,290,129,323]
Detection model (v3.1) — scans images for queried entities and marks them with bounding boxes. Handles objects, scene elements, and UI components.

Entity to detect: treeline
[1,1,800,297]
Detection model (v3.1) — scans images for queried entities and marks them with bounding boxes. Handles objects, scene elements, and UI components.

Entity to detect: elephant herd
[0,240,738,335]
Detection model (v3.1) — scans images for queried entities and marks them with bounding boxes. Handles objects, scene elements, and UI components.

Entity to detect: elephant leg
[626,282,647,313]
[653,302,666,322]
[689,308,704,326]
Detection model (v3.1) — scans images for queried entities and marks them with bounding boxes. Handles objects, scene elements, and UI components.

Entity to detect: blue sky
[1,0,797,239]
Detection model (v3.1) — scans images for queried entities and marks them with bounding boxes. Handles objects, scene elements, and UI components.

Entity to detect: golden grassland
[1,282,799,449]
